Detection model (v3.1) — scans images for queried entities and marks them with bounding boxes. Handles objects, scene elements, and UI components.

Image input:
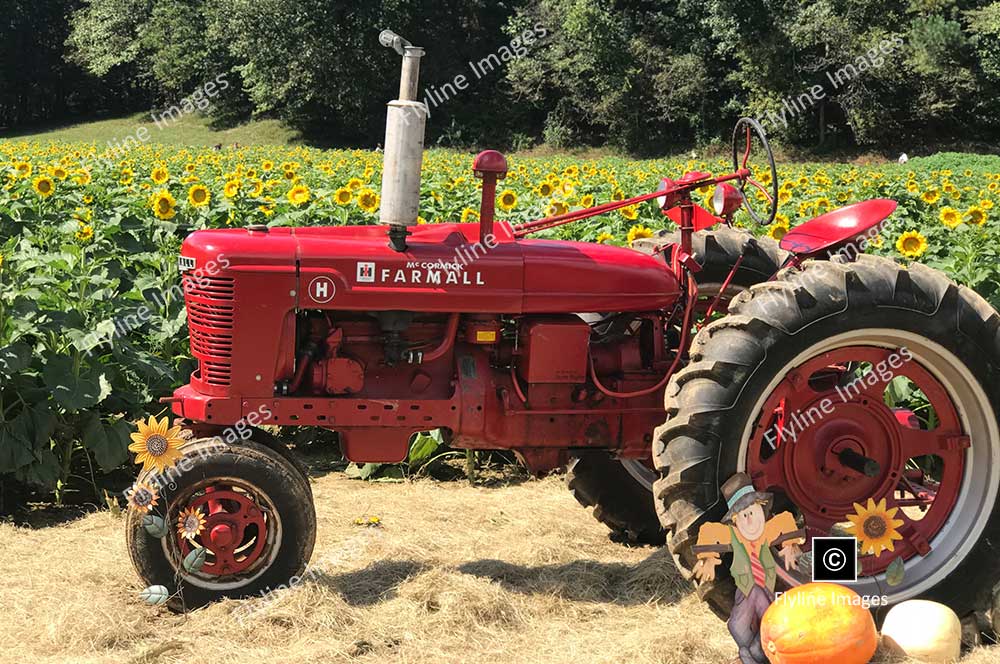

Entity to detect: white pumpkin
[881,600,961,663]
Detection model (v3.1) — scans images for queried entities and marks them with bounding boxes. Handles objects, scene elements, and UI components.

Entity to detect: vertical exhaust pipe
[378,30,427,251]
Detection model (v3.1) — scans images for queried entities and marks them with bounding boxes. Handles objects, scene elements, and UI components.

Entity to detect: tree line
[2,0,999,153]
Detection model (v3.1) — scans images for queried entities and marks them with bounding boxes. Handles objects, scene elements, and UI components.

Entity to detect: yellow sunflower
[497,189,518,211]
[896,230,928,259]
[579,194,595,208]
[129,416,185,474]
[151,190,177,220]
[126,481,159,513]
[188,184,210,207]
[333,187,353,205]
[536,181,554,197]
[619,205,639,221]
[75,223,94,243]
[845,497,904,556]
[288,184,311,206]
[261,160,274,172]
[223,180,241,198]
[966,206,987,226]
[120,168,134,185]
[595,231,614,244]
[346,177,364,191]
[939,206,961,229]
[626,224,653,245]
[767,222,789,241]
[357,188,379,213]
[151,166,170,185]
[32,176,55,198]
[176,505,207,541]
[921,189,940,205]
[461,207,480,223]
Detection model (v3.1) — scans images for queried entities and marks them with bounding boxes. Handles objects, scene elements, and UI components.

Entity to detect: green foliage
[0,170,189,500]
[6,1,1000,150]
[966,2,1000,80]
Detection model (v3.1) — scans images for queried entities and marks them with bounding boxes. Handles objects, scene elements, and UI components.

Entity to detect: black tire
[653,254,1000,622]
[633,224,789,289]
[568,228,787,547]
[567,452,665,545]
[126,437,316,610]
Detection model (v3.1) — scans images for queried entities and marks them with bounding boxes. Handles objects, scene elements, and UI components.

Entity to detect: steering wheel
[731,117,778,226]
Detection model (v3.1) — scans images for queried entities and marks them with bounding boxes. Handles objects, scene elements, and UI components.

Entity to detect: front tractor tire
[569,228,787,546]
[654,254,1000,622]
[126,437,316,610]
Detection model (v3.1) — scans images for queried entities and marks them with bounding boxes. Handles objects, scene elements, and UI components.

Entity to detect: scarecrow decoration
[692,472,806,664]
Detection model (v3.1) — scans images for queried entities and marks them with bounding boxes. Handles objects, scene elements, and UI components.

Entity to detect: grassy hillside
[3,112,301,147]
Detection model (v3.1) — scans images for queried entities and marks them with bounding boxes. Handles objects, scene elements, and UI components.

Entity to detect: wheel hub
[176,485,273,577]
[746,345,966,575]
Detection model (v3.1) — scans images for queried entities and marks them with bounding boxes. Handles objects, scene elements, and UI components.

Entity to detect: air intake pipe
[378,30,427,252]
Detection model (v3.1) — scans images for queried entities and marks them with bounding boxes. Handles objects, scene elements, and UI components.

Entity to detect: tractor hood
[179,222,681,314]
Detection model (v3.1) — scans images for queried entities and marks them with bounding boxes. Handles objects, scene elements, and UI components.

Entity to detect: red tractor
[128,32,1000,631]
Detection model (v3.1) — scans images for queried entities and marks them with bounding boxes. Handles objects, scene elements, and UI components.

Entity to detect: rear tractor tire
[568,227,787,546]
[654,254,1000,623]
[126,437,316,610]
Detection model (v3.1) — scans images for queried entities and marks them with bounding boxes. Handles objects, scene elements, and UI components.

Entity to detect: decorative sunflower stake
[129,415,185,474]
[846,497,905,556]
[126,481,159,513]
[183,547,208,573]
[139,585,171,606]
[176,505,206,541]
[142,514,169,539]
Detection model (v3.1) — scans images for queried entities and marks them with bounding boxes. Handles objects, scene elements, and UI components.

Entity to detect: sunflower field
[2,139,1000,501]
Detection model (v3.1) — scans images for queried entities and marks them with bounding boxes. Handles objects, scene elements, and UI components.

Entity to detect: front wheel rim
[163,477,283,591]
[738,329,999,603]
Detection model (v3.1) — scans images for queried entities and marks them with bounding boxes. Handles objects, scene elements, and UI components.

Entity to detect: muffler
[378,30,427,251]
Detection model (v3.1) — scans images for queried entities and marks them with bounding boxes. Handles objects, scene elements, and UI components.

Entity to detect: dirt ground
[1,471,996,664]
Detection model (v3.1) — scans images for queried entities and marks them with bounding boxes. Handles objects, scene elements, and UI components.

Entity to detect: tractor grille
[184,275,235,387]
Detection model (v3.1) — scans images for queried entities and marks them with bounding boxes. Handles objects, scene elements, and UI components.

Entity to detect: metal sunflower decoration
[126,482,159,513]
[129,415,185,474]
[845,497,905,556]
[176,506,207,541]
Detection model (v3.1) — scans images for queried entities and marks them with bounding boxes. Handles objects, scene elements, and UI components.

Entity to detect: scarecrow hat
[721,472,773,524]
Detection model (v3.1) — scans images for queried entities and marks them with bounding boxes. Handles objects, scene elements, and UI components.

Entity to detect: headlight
[712,184,743,216]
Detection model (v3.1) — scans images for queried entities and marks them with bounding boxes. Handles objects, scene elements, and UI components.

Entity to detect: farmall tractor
[128,32,1000,631]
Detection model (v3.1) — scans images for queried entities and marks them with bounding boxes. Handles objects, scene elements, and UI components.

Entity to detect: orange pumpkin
[760,582,878,664]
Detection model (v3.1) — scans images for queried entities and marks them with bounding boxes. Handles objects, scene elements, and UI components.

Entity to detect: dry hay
[0,472,995,664]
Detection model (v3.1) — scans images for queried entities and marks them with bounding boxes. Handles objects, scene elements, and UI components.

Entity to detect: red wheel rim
[746,345,967,576]
[176,483,275,577]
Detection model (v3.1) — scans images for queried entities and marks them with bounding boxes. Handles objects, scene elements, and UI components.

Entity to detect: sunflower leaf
[142,514,169,539]
[82,412,131,472]
[139,585,170,606]
[183,546,208,573]
[886,557,906,587]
